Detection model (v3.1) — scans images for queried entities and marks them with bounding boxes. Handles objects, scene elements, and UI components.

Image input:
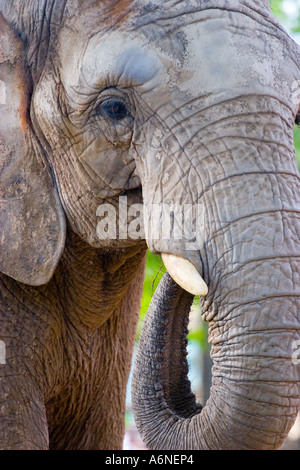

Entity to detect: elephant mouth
[119,185,142,199]
[116,184,209,296]
[103,185,143,206]
[105,182,208,297]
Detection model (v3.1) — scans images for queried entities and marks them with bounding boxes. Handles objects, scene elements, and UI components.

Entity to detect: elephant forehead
[176,16,298,107]
[83,34,162,85]
[58,31,163,93]
[58,11,298,112]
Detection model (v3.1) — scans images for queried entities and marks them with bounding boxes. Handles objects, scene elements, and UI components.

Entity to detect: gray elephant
[0,0,300,451]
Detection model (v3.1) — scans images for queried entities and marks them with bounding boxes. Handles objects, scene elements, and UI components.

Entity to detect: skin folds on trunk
[132,271,300,450]
[132,112,300,449]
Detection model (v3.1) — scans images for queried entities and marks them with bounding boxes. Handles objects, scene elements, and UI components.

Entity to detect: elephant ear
[0,13,66,286]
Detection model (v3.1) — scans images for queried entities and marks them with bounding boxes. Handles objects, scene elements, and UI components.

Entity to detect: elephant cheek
[78,141,141,198]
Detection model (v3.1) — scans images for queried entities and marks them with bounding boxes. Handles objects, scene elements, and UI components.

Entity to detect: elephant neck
[53,228,147,331]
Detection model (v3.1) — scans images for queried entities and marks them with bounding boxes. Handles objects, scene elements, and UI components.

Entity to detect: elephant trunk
[132,107,300,449]
[132,266,300,449]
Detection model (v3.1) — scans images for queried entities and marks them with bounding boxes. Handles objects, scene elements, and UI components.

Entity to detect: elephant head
[1,0,300,450]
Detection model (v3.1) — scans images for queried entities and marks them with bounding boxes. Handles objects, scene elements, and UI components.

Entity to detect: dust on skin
[81,0,133,28]
[0,13,29,132]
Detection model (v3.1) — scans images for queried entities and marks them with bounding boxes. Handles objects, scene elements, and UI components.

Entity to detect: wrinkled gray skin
[0,0,300,450]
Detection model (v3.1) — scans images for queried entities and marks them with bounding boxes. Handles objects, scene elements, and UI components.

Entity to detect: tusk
[161,253,208,297]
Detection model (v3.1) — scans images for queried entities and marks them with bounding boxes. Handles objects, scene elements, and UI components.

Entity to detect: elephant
[0,0,300,451]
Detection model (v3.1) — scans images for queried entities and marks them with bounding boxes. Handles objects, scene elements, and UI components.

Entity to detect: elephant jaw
[161,253,208,297]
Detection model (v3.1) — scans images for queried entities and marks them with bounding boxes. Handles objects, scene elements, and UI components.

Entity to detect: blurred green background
[125,0,300,444]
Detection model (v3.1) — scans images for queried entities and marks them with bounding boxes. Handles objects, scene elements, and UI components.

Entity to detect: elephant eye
[99,98,129,122]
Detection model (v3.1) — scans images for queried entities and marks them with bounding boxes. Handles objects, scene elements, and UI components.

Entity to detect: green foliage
[269,0,288,21]
[137,251,165,338]
[186,313,208,348]
[270,0,300,32]
[140,252,165,315]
